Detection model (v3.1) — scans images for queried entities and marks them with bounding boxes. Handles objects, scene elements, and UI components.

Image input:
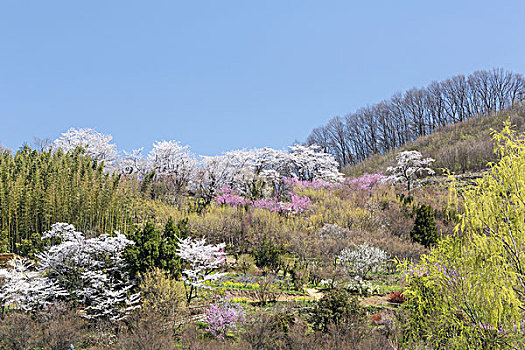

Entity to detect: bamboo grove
[0,146,145,255]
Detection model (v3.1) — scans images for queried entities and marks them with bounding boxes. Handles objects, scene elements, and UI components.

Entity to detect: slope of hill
[343,104,525,177]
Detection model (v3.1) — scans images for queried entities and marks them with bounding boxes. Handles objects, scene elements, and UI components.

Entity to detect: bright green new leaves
[399,122,525,349]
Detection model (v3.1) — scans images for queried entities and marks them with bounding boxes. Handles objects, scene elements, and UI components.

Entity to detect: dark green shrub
[290,261,308,291]
[410,204,438,248]
[126,217,187,279]
[253,238,284,274]
[310,289,364,332]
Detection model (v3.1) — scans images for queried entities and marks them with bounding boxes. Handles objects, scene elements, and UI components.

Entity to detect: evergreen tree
[410,204,438,248]
[125,222,161,279]
[126,218,188,279]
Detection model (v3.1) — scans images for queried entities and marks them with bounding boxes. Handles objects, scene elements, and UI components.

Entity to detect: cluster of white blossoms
[53,128,344,200]
[0,223,140,321]
[338,243,388,280]
[386,150,435,191]
[175,236,227,304]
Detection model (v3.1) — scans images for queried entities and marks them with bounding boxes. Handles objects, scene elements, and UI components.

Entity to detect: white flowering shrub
[338,243,388,279]
[0,257,67,312]
[316,223,350,239]
[0,223,140,321]
[176,236,226,304]
[345,276,380,296]
[386,150,435,191]
[37,223,140,321]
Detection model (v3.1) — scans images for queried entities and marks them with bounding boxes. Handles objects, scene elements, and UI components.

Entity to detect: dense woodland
[1,71,525,349]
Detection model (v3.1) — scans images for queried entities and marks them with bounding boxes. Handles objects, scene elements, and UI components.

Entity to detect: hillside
[343,103,525,177]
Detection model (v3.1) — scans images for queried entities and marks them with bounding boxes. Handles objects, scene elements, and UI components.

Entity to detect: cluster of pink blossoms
[214,193,251,207]
[282,177,338,190]
[213,174,385,214]
[345,173,386,190]
[251,194,312,214]
[282,174,386,191]
[204,303,244,339]
[214,185,311,214]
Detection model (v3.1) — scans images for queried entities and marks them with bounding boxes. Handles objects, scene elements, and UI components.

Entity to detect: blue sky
[1,0,525,156]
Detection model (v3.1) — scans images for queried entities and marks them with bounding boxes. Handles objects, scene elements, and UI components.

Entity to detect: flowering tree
[338,243,388,280]
[346,173,387,190]
[191,155,233,202]
[193,145,342,202]
[37,223,140,321]
[175,236,226,304]
[194,148,287,200]
[147,140,198,192]
[386,150,435,191]
[204,303,245,339]
[285,145,343,182]
[54,128,118,166]
[0,258,67,312]
[119,147,147,176]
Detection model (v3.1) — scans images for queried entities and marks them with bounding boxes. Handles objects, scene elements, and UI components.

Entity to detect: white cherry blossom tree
[54,128,118,166]
[386,150,435,191]
[119,147,147,176]
[12,223,142,321]
[175,236,226,305]
[285,144,343,182]
[147,140,198,192]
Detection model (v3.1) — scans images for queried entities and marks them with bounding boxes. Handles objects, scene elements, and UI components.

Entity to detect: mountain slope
[343,104,525,177]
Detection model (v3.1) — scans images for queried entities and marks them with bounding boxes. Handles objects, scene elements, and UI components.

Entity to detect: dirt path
[305,287,323,300]
[359,294,392,308]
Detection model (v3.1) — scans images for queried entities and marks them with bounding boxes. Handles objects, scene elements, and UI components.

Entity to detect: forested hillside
[307,68,525,167]
[344,104,525,176]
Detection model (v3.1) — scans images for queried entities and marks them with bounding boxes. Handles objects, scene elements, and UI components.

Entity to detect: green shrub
[310,289,364,332]
[253,238,284,274]
[410,204,438,248]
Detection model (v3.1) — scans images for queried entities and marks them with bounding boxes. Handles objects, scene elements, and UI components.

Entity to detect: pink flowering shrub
[204,303,245,339]
[214,193,251,207]
[214,185,312,214]
[252,195,312,214]
[288,194,312,214]
[214,185,251,208]
[346,173,386,190]
[252,198,282,212]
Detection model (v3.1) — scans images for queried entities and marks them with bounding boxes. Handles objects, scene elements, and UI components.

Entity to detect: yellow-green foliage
[185,183,435,264]
[188,187,391,244]
[298,187,373,231]
[399,122,525,349]
[139,267,186,318]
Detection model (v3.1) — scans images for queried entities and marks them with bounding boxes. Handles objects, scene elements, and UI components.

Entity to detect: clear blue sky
[1,0,525,156]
